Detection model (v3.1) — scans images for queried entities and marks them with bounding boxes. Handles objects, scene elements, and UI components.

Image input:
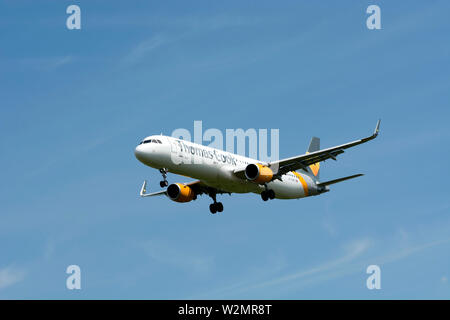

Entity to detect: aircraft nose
[134,144,145,162]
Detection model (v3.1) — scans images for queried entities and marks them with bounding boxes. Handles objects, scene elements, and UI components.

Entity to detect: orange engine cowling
[166,183,196,202]
[245,163,273,183]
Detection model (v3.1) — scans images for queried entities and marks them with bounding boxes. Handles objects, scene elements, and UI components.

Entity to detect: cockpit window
[140,138,162,145]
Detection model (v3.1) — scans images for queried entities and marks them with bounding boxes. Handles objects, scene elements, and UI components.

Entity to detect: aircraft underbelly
[268,179,303,199]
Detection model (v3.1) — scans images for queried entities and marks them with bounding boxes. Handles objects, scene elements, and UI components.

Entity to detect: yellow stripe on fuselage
[292,171,309,197]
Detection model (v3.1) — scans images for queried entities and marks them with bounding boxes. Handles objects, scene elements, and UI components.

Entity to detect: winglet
[374,119,381,137]
[140,180,148,197]
[138,180,168,198]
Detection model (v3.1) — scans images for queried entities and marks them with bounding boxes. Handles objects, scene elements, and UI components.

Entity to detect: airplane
[134,120,381,214]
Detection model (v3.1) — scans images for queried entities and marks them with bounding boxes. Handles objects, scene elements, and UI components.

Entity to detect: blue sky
[1,0,450,299]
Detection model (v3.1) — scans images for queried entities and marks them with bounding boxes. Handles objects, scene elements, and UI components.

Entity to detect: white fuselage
[134,135,319,199]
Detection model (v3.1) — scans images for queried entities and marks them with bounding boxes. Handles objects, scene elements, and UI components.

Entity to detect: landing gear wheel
[208,191,223,214]
[268,189,275,200]
[160,180,168,188]
[261,191,269,201]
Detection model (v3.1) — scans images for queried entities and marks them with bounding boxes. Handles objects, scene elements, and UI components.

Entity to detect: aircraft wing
[139,180,229,198]
[139,180,167,197]
[233,167,247,180]
[232,120,380,179]
[269,120,380,176]
[183,180,229,196]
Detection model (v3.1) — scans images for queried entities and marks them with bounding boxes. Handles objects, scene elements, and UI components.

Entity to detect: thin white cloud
[322,217,338,236]
[159,14,270,31]
[141,240,213,274]
[92,13,273,30]
[120,14,279,67]
[17,55,74,71]
[0,267,26,290]
[122,34,171,65]
[198,231,450,298]
[373,237,450,266]
[240,238,372,292]
[198,238,372,298]
[48,56,73,70]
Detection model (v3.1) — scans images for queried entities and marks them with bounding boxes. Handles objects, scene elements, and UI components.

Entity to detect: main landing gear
[261,189,275,201]
[209,202,223,214]
[159,168,169,188]
[209,192,223,214]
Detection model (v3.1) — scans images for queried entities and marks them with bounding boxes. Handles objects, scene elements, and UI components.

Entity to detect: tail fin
[306,137,320,179]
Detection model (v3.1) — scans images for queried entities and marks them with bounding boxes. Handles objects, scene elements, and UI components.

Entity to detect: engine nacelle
[245,163,273,183]
[167,183,196,202]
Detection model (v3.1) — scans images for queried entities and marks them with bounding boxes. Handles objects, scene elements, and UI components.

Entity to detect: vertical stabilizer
[306,137,320,179]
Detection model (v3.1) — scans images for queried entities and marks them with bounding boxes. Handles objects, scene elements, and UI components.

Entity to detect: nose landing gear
[159,168,169,188]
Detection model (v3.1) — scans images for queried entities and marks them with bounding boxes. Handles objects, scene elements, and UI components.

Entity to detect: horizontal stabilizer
[317,174,364,187]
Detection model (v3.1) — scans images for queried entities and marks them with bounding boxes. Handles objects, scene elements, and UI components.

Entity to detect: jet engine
[245,163,273,184]
[166,183,196,202]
